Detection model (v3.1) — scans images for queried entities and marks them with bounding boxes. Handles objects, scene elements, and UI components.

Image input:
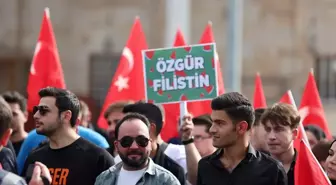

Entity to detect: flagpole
[165,0,191,46]
[225,0,244,92]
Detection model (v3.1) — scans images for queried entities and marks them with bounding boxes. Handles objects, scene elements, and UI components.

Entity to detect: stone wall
[1,0,336,131]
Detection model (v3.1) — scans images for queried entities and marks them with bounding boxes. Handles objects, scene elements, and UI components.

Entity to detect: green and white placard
[142,43,218,104]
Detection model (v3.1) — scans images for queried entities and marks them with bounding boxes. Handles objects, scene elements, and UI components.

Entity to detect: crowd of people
[0,87,334,184]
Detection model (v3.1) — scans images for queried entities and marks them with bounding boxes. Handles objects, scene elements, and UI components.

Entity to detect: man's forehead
[119,119,149,135]
[108,111,124,119]
[8,103,21,111]
[39,97,56,107]
[265,120,286,128]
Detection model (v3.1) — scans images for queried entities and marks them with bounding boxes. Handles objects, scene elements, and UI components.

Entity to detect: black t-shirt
[22,137,115,185]
[12,140,24,156]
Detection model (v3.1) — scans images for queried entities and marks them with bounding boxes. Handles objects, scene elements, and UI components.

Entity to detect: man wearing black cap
[120,102,186,185]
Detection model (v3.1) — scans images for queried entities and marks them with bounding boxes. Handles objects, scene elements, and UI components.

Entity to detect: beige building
[0,0,336,132]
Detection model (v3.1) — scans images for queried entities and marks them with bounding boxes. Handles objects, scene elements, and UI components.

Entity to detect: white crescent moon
[30,42,42,75]
[298,106,326,123]
[121,47,134,73]
[215,51,219,61]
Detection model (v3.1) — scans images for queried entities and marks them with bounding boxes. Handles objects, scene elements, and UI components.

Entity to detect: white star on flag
[114,75,129,92]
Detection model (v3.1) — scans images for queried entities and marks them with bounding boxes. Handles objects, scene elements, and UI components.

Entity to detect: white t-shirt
[164,143,187,173]
[117,166,146,185]
[114,143,187,173]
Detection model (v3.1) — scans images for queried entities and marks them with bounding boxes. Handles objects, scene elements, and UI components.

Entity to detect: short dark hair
[254,108,266,126]
[115,112,150,139]
[211,92,255,130]
[123,102,163,136]
[104,101,133,119]
[39,87,80,127]
[261,103,300,129]
[2,91,27,112]
[0,97,13,139]
[304,124,326,141]
[192,114,212,133]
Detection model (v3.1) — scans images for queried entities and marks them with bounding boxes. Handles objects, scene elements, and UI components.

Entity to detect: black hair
[211,92,255,130]
[39,87,80,127]
[304,124,326,141]
[192,114,213,133]
[115,112,150,139]
[2,91,27,112]
[254,108,266,126]
[123,102,163,136]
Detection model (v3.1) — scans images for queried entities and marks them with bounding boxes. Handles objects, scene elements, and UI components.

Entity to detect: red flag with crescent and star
[97,17,148,129]
[27,7,66,111]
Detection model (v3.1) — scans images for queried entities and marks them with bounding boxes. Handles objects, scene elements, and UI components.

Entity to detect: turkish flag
[279,90,309,152]
[97,17,148,129]
[160,29,187,141]
[294,140,331,185]
[299,70,332,139]
[253,72,267,109]
[187,22,225,117]
[27,8,65,111]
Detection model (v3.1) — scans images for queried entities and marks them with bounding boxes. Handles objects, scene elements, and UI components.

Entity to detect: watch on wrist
[182,137,194,145]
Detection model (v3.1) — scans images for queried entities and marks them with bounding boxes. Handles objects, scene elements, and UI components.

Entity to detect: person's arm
[181,114,202,185]
[95,149,114,177]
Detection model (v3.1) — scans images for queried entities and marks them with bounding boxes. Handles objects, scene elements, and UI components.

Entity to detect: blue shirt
[17,126,109,175]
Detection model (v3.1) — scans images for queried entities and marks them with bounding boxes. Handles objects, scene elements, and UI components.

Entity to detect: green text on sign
[142,43,218,104]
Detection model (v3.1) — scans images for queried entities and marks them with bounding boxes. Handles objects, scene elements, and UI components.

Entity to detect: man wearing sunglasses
[95,112,180,185]
[22,87,114,185]
[120,102,186,185]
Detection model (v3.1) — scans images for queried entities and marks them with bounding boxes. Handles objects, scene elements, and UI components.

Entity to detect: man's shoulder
[0,170,26,185]
[199,149,219,165]
[77,138,109,154]
[29,143,49,156]
[151,163,181,184]
[76,138,114,164]
[254,150,284,169]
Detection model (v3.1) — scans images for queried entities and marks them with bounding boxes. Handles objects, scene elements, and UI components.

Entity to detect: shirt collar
[210,144,257,160]
[109,158,156,175]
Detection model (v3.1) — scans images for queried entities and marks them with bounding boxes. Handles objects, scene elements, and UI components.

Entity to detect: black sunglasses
[33,106,50,116]
[118,135,150,148]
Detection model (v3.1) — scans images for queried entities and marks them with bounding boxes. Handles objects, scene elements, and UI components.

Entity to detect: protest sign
[142,43,218,104]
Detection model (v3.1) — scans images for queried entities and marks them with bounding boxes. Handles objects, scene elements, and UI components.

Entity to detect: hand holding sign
[142,43,218,133]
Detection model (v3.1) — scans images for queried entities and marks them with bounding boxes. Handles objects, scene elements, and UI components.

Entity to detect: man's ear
[24,111,29,121]
[114,140,119,153]
[236,121,248,135]
[149,123,156,138]
[0,128,12,146]
[292,128,298,140]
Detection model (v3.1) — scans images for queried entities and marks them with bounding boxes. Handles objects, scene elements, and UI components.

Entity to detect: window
[89,52,121,109]
[315,56,336,99]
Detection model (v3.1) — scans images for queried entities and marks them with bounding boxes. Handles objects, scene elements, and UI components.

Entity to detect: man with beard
[197,92,287,185]
[22,87,114,185]
[95,112,180,185]
[120,102,186,185]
